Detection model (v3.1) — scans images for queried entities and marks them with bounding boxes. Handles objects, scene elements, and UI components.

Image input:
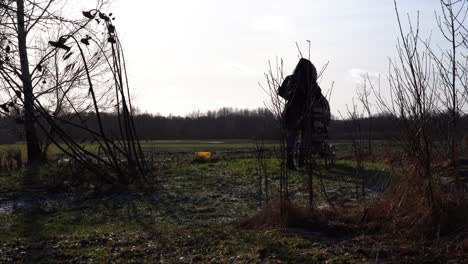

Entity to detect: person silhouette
[278,58,330,169]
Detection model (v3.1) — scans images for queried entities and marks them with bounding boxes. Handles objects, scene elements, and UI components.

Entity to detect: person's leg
[297,120,309,168]
[297,129,305,167]
[298,129,322,167]
[286,128,298,169]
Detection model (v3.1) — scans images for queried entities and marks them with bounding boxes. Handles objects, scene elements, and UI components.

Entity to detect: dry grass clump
[337,165,468,239]
[241,198,332,231]
[243,164,467,240]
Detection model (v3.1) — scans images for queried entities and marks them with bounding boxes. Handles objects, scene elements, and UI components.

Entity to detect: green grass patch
[0,148,392,263]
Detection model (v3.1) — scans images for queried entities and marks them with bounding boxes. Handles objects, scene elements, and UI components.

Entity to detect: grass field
[0,139,391,161]
[0,140,280,161]
[0,141,458,263]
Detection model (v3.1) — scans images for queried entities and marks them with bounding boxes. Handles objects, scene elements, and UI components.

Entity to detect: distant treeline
[1,107,468,144]
[133,108,279,140]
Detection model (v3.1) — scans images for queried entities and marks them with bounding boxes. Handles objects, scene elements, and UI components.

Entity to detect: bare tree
[431,0,468,196]
[0,1,148,186]
[260,57,289,201]
[344,100,367,199]
[0,0,108,164]
[260,46,332,211]
[356,74,376,155]
[372,2,441,229]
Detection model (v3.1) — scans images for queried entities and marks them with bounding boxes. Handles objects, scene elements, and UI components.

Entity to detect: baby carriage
[295,132,336,166]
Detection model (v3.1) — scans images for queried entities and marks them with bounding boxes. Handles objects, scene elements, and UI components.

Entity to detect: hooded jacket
[278,75,330,132]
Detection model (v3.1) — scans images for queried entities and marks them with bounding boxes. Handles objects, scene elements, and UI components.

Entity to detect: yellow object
[195,151,212,159]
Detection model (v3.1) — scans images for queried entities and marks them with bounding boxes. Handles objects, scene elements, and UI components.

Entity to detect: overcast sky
[105,0,443,116]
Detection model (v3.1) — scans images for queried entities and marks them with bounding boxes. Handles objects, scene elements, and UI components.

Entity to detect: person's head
[293,58,318,86]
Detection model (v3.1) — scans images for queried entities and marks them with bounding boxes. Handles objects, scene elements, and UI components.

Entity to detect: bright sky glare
[101,0,444,116]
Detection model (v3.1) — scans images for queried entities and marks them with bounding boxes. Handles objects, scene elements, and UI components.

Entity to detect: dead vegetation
[250,2,468,256]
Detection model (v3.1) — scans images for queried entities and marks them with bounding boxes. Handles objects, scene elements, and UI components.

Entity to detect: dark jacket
[278,75,315,130]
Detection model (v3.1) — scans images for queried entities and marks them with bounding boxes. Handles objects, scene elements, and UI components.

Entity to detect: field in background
[0,139,391,162]
[0,140,280,161]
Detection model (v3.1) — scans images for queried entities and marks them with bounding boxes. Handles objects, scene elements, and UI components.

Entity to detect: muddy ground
[0,146,466,263]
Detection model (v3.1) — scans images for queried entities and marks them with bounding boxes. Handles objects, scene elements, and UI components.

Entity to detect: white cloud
[348,68,381,84]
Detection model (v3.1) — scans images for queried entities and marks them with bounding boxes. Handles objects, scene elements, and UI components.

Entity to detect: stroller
[318,141,336,165]
[295,132,336,166]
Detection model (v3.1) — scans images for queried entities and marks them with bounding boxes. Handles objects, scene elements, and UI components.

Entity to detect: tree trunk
[16,0,42,164]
